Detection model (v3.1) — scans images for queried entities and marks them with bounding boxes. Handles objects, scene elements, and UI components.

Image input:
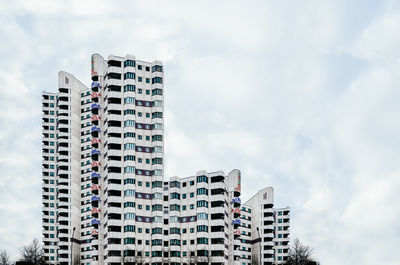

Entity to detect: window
[152,193,163,199]
[152,100,163,107]
[152,146,163,153]
[197,188,208,195]
[170,193,180,200]
[124,237,135,244]
[124,120,135,127]
[124,225,135,232]
[197,225,208,232]
[190,181,195,186]
[197,175,208,183]
[170,251,180,257]
[152,204,162,211]
[152,88,163,96]
[152,227,162,234]
[197,238,208,244]
[124,202,135,208]
[146,79,150,84]
[182,194,187,199]
[138,77,143,82]
[153,169,162,176]
[124,178,135,185]
[124,109,135,115]
[170,181,180,188]
[124,213,135,220]
[170,204,180,211]
[152,239,162,246]
[152,112,163,119]
[124,190,135,197]
[124,60,135,67]
[190,192,194,198]
[152,181,162,188]
[124,166,135,173]
[152,65,163,72]
[124,155,135,161]
[124,97,135,104]
[170,216,180,223]
[124,85,135,92]
[197,212,208,220]
[138,88,142,94]
[152,216,162,223]
[152,123,163,129]
[124,72,135,79]
[124,143,135,150]
[170,239,181,246]
[197,200,208,208]
[138,65,142,70]
[170,227,180,234]
[152,158,162,165]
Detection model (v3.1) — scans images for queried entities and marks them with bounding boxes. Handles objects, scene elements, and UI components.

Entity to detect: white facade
[240,188,291,265]
[41,54,290,265]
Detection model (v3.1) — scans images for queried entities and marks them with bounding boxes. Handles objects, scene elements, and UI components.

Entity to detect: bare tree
[123,251,147,265]
[0,250,11,265]
[284,238,315,265]
[18,238,47,265]
[122,248,149,265]
[187,248,210,265]
[187,251,198,265]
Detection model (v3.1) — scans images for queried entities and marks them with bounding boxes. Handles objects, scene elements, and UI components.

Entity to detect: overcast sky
[0,0,399,264]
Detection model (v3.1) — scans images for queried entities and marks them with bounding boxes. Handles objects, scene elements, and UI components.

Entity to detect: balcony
[91,81,102,91]
[231,197,241,207]
[91,92,101,102]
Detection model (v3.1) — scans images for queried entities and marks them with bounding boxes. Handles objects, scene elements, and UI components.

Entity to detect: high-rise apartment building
[41,54,290,265]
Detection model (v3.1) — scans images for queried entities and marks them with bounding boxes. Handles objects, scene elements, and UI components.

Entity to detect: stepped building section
[41,54,290,265]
